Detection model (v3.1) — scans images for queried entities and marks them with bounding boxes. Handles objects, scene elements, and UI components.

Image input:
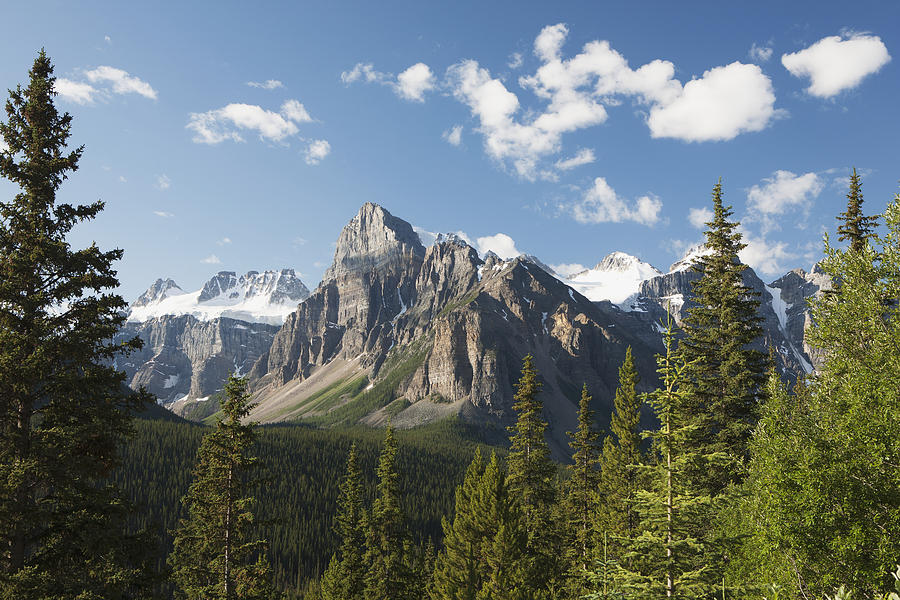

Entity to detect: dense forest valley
[2,49,900,600]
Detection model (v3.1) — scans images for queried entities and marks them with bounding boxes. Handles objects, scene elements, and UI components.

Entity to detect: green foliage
[169,376,276,599]
[836,168,879,253]
[0,50,156,598]
[681,181,766,496]
[320,444,366,600]
[744,193,900,597]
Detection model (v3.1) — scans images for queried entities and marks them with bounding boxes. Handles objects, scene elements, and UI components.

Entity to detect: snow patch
[562,252,661,307]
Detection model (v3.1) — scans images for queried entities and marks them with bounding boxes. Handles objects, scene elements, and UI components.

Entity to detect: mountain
[563,251,662,307]
[128,269,309,326]
[116,269,310,418]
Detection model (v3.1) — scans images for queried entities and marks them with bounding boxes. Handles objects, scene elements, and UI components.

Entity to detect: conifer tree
[597,347,643,555]
[320,443,367,600]
[836,168,879,253]
[364,426,416,600]
[617,315,721,599]
[681,180,766,495]
[169,375,274,599]
[506,354,560,596]
[562,384,601,594]
[0,50,156,597]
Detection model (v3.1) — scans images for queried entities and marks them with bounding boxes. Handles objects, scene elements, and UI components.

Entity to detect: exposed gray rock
[133,278,183,307]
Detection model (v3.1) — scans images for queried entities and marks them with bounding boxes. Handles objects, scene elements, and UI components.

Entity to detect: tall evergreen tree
[320,443,367,600]
[562,384,601,594]
[0,50,155,598]
[506,354,560,597]
[364,426,417,600]
[169,375,274,600]
[836,168,879,253]
[617,315,721,599]
[597,347,643,556]
[680,180,766,495]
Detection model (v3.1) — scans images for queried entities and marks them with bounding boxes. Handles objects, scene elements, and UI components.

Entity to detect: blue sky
[1,0,898,299]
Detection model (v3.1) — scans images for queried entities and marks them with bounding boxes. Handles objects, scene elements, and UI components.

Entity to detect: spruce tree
[562,384,601,594]
[364,426,416,600]
[505,354,560,596]
[0,50,155,597]
[617,315,721,599]
[836,168,879,253]
[681,180,766,495]
[597,347,643,556]
[320,443,367,600]
[169,375,274,599]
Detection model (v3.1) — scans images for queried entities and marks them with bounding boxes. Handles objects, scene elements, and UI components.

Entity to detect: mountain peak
[323,203,425,282]
[669,245,712,273]
[133,278,184,307]
[591,251,660,274]
[565,251,661,306]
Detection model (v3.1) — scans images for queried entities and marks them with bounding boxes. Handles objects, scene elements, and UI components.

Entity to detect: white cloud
[156,174,171,190]
[782,33,891,98]
[304,139,331,165]
[749,43,773,63]
[56,78,98,104]
[217,237,232,246]
[342,61,436,102]
[292,236,307,246]
[555,148,595,171]
[0,138,8,153]
[688,206,713,229]
[508,52,524,69]
[187,100,315,144]
[444,24,779,178]
[396,63,435,102]
[647,62,779,141]
[153,210,174,218]
[747,170,823,216]
[550,262,586,277]
[739,233,795,277]
[443,125,463,146]
[572,177,662,226]
[201,254,222,264]
[247,79,284,90]
[118,175,127,183]
[104,35,111,44]
[476,233,521,259]
[85,66,157,100]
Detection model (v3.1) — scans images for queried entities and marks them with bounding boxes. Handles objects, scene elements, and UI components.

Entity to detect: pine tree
[616,315,721,599]
[321,443,367,600]
[681,180,766,496]
[836,168,879,253]
[0,50,156,598]
[169,375,275,599]
[597,347,643,555]
[506,354,560,596]
[364,426,416,600]
[562,384,601,594]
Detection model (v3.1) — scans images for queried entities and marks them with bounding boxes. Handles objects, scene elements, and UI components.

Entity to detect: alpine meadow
[1,2,899,599]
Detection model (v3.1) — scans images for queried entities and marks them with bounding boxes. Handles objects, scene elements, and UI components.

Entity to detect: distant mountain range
[117,203,828,455]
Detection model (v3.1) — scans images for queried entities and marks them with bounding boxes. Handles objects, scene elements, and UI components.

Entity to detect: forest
[1,52,899,600]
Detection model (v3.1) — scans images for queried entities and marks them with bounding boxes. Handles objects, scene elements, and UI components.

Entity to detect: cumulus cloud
[396,63,435,102]
[153,210,174,218]
[555,148,595,171]
[688,206,713,229]
[747,170,823,216]
[201,254,222,264]
[156,174,171,190]
[508,52,524,69]
[217,237,232,246]
[443,125,463,146]
[444,24,779,178]
[247,79,284,90]
[647,62,779,141]
[56,78,98,104]
[187,99,315,144]
[572,177,662,226]
[739,233,796,277]
[749,43,774,62]
[85,66,157,99]
[342,61,436,102]
[782,33,891,98]
[476,233,521,259]
[304,139,331,165]
[550,262,587,277]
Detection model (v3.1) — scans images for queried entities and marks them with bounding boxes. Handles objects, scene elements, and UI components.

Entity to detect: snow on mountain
[564,252,662,305]
[668,245,713,273]
[128,269,310,325]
